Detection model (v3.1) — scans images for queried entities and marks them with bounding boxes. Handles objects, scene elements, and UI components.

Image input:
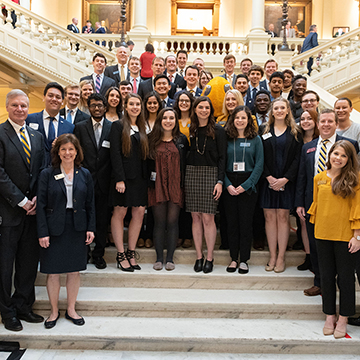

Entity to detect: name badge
[233,162,245,172]
[317,180,327,185]
[262,133,272,140]
[102,140,110,148]
[29,123,39,130]
[54,173,65,180]
[307,147,316,153]
[150,171,156,181]
[240,143,250,147]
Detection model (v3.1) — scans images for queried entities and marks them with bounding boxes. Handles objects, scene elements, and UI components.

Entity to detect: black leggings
[152,201,181,263]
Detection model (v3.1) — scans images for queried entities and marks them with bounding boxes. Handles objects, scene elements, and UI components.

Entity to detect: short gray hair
[309,24,317,32]
[6,89,29,106]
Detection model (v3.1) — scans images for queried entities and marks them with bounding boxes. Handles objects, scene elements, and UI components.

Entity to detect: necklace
[196,131,207,155]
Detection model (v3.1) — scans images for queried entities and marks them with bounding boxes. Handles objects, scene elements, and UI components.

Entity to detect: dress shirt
[249,84,260,99]
[226,73,235,83]
[186,86,198,96]
[256,113,269,126]
[92,73,104,90]
[92,117,104,144]
[43,110,60,138]
[314,133,337,175]
[167,72,176,83]
[65,106,78,124]
[61,164,73,209]
[130,76,141,94]
[8,118,31,207]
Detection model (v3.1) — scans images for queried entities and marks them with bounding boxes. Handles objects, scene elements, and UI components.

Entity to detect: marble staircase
[1,247,360,356]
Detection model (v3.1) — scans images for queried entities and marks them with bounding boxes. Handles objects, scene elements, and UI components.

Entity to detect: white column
[250,0,265,33]
[132,0,148,31]
[21,0,31,10]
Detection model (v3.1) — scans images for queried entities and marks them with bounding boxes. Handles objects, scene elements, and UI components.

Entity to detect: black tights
[152,201,181,263]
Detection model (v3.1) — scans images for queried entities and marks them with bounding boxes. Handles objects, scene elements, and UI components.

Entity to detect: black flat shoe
[65,311,85,326]
[194,256,204,272]
[44,312,60,329]
[203,259,214,273]
[348,316,360,326]
[18,311,44,323]
[238,262,249,274]
[226,261,238,273]
[2,317,22,332]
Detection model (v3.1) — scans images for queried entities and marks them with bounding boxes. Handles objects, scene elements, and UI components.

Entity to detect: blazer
[294,134,359,212]
[82,26,95,34]
[260,125,302,184]
[259,79,269,92]
[104,64,131,87]
[266,30,278,37]
[79,74,116,98]
[0,121,45,226]
[163,70,186,90]
[109,120,147,182]
[219,73,237,88]
[280,28,296,38]
[26,111,74,166]
[37,166,95,238]
[138,78,177,100]
[73,118,112,194]
[301,32,318,53]
[163,97,175,108]
[60,108,91,125]
[67,24,79,33]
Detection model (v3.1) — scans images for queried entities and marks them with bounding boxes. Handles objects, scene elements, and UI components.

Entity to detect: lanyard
[233,138,246,163]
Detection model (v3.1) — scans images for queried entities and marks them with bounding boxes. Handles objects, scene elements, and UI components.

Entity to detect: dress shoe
[238,262,249,274]
[44,312,60,329]
[145,238,153,248]
[176,238,183,248]
[265,263,275,271]
[2,317,23,331]
[304,285,321,296]
[65,310,85,326]
[93,256,107,269]
[348,316,360,326]
[297,254,312,271]
[334,328,347,339]
[226,261,238,273]
[165,262,175,271]
[153,262,163,270]
[203,259,214,273]
[182,239,192,248]
[137,238,145,248]
[274,261,286,273]
[18,311,44,323]
[194,256,204,272]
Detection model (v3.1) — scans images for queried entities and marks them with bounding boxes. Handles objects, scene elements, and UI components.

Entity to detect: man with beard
[289,75,307,122]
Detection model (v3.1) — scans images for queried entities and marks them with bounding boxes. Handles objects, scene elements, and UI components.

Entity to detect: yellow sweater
[308,171,360,242]
[179,119,190,142]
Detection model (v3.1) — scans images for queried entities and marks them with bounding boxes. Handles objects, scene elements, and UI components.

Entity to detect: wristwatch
[356,235,360,241]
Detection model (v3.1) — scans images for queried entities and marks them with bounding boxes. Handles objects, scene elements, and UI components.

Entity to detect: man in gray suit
[219,54,237,87]
[280,21,296,38]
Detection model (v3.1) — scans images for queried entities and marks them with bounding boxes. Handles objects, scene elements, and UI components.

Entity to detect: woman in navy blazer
[37,134,95,329]
[259,98,302,273]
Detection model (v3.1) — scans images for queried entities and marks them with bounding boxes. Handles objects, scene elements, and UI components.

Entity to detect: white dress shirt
[43,110,60,138]
[65,106,78,124]
[314,133,337,175]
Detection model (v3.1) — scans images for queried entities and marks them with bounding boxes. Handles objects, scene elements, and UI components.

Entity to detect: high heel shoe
[203,259,214,273]
[116,252,134,272]
[126,249,141,270]
[323,326,335,336]
[194,256,204,272]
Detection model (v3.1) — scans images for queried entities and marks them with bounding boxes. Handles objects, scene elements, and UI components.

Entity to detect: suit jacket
[163,70,186,90]
[138,78,177,100]
[79,75,116,98]
[301,32,318,53]
[67,24,79,33]
[82,26,95,34]
[259,79,269,92]
[162,97,175,108]
[0,121,45,226]
[280,28,296,38]
[37,166,95,237]
[246,86,268,112]
[294,135,359,212]
[26,111,74,166]
[219,73,237,88]
[192,87,203,98]
[104,64,131,87]
[60,108,91,125]
[73,118,112,194]
[266,30,278,37]
[260,125,302,184]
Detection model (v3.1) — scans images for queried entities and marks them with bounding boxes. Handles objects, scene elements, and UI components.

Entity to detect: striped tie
[317,139,329,173]
[20,127,31,164]
[95,75,101,93]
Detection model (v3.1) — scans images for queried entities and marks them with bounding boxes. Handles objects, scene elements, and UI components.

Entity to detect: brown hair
[299,109,320,140]
[122,93,149,159]
[223,54,236,63]
[51,134,83,168]
[226,106,257,140]
[248,65,264,77]
[189,96,216,139]
[326,140,359,198]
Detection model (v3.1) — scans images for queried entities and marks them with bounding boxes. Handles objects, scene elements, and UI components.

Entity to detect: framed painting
[332,27,350,38]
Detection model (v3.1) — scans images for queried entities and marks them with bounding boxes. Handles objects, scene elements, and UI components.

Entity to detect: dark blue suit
[26,111,74,166]
[294,135,359,288]
[219,73,237,88]
[301,32,319,75]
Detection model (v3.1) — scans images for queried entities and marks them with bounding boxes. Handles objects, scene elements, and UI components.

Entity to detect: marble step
[102,247,309,267]
[35,264,315,290]
[2,317,360,354]
[32,286,360,319]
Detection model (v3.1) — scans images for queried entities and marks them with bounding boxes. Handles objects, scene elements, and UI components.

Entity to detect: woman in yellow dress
[308,140,360,339]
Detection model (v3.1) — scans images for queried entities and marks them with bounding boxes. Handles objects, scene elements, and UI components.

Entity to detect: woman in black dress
[110,93,149,271]
[260,98,302,273]
[185,96,227,273]
[37,134,95,328]
[148,108,188,270]
[105,87,122,122]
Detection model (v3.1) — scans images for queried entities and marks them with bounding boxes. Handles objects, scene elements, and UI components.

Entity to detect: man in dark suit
[67,18,79,33]
[0,90,45,331]
[254,90,271,127]
[154,74,175,108]
[104,45,130,87]
[128,57,142,95]
[266,23,278,37]
[176,50,188,77]
[26,82,74,166]
[234,74,250,106]
[295,109,359,297]
[184,65,202,97]
[80,53,116,97]
[219,54,237,88]
[94,22,106,46]
[268,71,284,101]
[82,20,95,34]
[164,54,186,92]
[60,84,90,125]
[74,94,111,269]
[259,59,278,92]
[247,65,266,112]
[301,24,319,75]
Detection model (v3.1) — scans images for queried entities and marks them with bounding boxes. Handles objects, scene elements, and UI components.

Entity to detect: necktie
[133,78,137,93]
[190,89,194,96]
[180,69,184,77]
[228,74,233,84]
[162,100,166,108]
[252,87,257,100]
[317,139,329,173]
[169,74,174,83]
[94,122,101,147]
[66,109,73,123]
[121,65,125,81]
[20,127,31,164]
[48,117,56,145]
[95,75,101,93]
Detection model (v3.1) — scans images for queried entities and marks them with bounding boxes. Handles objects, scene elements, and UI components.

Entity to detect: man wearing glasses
[301,90,319,113]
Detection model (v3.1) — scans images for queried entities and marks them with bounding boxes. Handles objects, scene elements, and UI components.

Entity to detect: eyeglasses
[302,99,317,104]
[179,99,191,103]
[89,104,105,109]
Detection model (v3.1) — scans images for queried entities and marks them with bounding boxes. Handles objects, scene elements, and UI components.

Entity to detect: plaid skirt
[185,165,218,215]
